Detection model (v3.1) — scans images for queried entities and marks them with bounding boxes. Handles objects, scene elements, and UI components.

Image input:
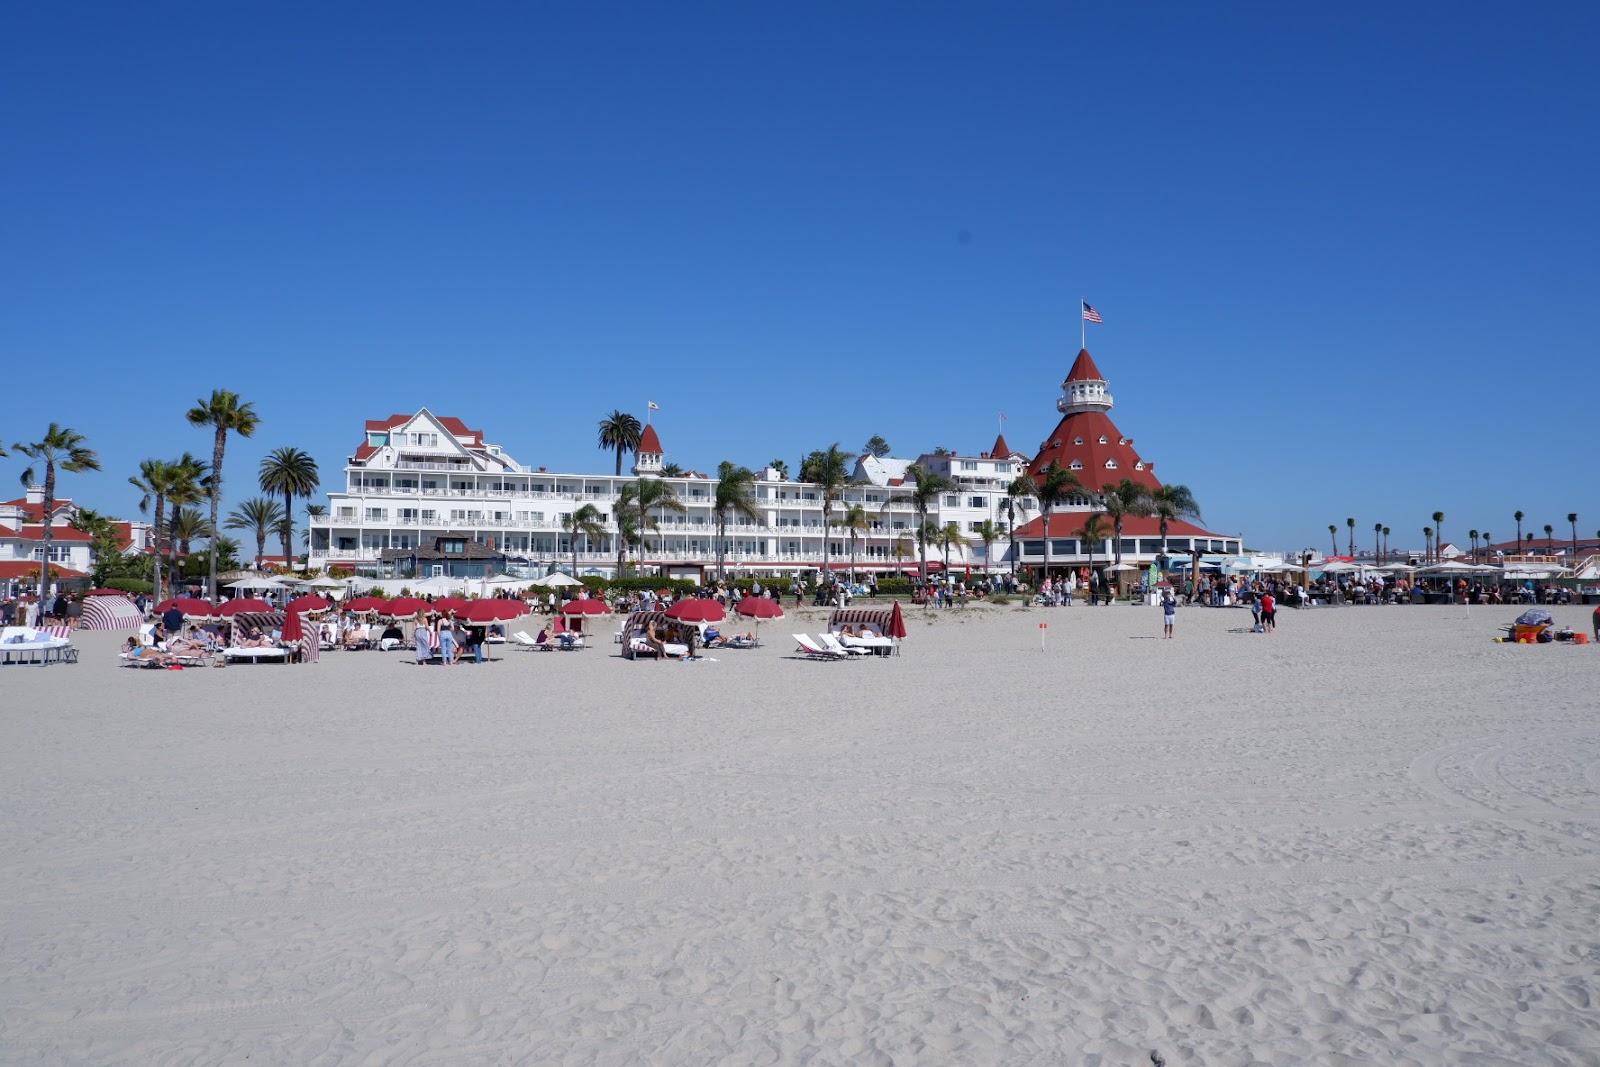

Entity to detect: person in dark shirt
[162,605,186,634]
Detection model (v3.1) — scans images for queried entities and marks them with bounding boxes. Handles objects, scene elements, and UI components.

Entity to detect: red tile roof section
[1026,410,1161,492]
[353,443,378,461]
[638,424,663,454]
[363,414,483,445]
[1064,348,1105,383]
[0,561,89,579]
[991,432,1012,458]
[0,524,93,542]
[1012,514,1225,539]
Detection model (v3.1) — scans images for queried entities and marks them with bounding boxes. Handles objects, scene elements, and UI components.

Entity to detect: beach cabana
[825,601,906,655]
[618,610,700,660]
[81,594,144,631]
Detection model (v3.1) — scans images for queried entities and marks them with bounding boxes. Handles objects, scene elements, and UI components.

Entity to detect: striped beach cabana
[825,602,907,654]
[80,594,143,631]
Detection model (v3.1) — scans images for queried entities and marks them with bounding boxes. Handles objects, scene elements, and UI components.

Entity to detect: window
[1022,540,1044,556]
[1069,460,1083,470]
[336,507,356,519]
[1098,435,1108,444]
[365,508,386,521]
[960,460,978,471]
[441,540,465,555]
[33,545,73,562]
[968,521,985,532]
[430,565,444,577]
[399,509,418,522]
[1134,462,1144,471]
[1050,539,1075,555]
[943,495,959,507]
[1105,460,1118,469]
[367,432,389,446]
[1073,437,1083,445]
[420,510,436,523]
[993,462,1009,472]
[969,496,985,509]
[411,432,438,447]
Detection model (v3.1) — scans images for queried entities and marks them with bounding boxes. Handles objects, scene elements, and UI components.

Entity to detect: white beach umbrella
[306,575,347,589]
[1318,561,1361,573]
[532,572,586,588]
[227,576,288,590]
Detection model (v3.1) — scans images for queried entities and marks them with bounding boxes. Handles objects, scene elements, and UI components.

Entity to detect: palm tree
[801,443,853,577]
[1375,522,1384,563]
[303,504,327,548]
[661,462,685,477]
[168,506,212,581]
[130,458,177,601]
[1346,517,1356,558]
[900,463,954,579]
[1034,462,1087,583]
[1432,511,1445,560]
[1149,484,1202,570]
[616,478,686,573]
[832,502,871,583]
[1514,511,1524,547]
[915,519,943,578]
[225,498,286,569]
[1480,531,1491,563]
[1073,513,1111,594]
[1099,478,1153,575]
[1382,526,1391,563]
[597,411,643,476]
[1569,513,1579,558]
[971,519,1002,578]
[768,459,789,478]
[186,390,259,601]
[1328,524,1338,558]
[559,503,606,579]
[1005,474,1036,577]
[1543,523,1554,550]
[1423,527,1433,562]
[713,462,762,582]
[1468,529,1479,563]
[863,435,891,458]
[165,454,209,588]
[13,424,100,597]
[259,447,320,569]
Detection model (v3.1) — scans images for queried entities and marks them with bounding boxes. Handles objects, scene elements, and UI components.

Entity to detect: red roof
[0,561,88,579]
[0,524,92,542]
[991,432,1012,458]
[638,424,663,454]
[354,443,378,461]
[1064,348,1105,384]
[1012,513,1225,539]
[365,413,482,445]
[1027,410,1161,493]
[0,498,74,523]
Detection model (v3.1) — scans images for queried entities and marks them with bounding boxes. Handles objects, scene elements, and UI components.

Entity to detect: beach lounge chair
[222,646,292,664]
[817,632,870,657]
[794,634,847,660]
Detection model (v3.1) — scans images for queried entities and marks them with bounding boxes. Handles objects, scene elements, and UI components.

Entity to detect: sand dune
[3,600,1597,1064]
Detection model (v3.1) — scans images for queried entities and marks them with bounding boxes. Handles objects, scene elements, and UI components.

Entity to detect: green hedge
[104,578,154,594]
[874,577,913,596]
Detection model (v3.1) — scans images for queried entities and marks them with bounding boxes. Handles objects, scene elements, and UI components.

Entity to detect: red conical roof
[638,423,663,454]
[1065,348,1105,383]
[1026,410,1161,493]
[991,432,1012,458]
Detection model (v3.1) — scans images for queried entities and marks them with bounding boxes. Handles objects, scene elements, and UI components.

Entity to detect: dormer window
[1118,437,1127,445]
[1134,462,1145,471]
[1098,435,1109,445]
[1069,460,1083,470]
[1073,437,1083,445]
[1104,459,1118,469]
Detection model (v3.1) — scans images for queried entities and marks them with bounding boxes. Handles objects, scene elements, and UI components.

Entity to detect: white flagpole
[1080,297,1086,350]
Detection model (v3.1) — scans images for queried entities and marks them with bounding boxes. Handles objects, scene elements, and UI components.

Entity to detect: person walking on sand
[1260,590,1276,633]
[1161,590,1176,639]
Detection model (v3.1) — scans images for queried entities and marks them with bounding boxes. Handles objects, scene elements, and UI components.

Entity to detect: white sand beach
[3,600,1598,1065]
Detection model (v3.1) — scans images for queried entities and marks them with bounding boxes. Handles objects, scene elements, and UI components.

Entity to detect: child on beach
[1161,591,1176,638]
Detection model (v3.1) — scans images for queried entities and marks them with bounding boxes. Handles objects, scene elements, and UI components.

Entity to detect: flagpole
[1080,297,1086,350]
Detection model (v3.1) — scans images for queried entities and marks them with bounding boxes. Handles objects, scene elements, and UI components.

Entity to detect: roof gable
[1065,349,1105,383]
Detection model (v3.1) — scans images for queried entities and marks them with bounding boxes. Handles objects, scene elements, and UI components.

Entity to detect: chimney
[25,484,44,505]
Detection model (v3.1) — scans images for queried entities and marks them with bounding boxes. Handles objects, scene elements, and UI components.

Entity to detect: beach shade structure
[561,599,612,616]
[736,597,785,620]
[665,599,725,623]
[384,597,429,617]
[280,607,318,663]
[531,572,586,588]
[219,597,274,617]
[83,588,132,597]
[155,596,219,618]
[80,594,144,631]
[459,599,525,623]
[344,596,388,613]
[306,575,347,590]
[887,600,908,639]
[286,595,333,614]
[430,596,472,615]
[1318,561,1362,574]
[227,576,288,591]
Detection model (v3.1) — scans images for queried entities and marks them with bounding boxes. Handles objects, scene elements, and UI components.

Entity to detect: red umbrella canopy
[286,595,332,613]
[84,588,129,596]
[561,599,612,615]
[736,597,784,619]
[665,599,725,623]
[219,598,273,616]
[385,597,429,616]
[886,600,908,639]
[459,599,524,623]
[281,608,305,643]
[431,597,472,615]
[156,597,217,617]
[345,596,388,613]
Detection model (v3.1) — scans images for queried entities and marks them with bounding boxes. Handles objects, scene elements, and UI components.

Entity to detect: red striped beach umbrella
[736,597,784,619]
[665,599,724,623]
[219,598,273,616]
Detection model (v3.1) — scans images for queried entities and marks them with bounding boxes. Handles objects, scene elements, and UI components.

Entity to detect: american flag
[1081,301,1103,324]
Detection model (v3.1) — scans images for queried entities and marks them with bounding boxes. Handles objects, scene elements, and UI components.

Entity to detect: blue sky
[4,3,1595,553]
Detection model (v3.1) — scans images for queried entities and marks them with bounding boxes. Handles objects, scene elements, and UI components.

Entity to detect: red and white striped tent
[80,594,144,631]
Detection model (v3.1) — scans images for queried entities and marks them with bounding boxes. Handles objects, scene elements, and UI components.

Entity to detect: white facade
[307,410,1035,578]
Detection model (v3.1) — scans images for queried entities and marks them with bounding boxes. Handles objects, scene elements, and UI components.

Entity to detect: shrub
[105,578,153,594]
[874,577,913,597]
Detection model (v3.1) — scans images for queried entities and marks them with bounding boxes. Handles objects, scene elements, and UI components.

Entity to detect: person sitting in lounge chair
[124,636,174,666]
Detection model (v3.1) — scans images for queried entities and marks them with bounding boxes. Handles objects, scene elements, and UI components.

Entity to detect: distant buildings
[307,348,1244,580]
[0,487,152,595]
